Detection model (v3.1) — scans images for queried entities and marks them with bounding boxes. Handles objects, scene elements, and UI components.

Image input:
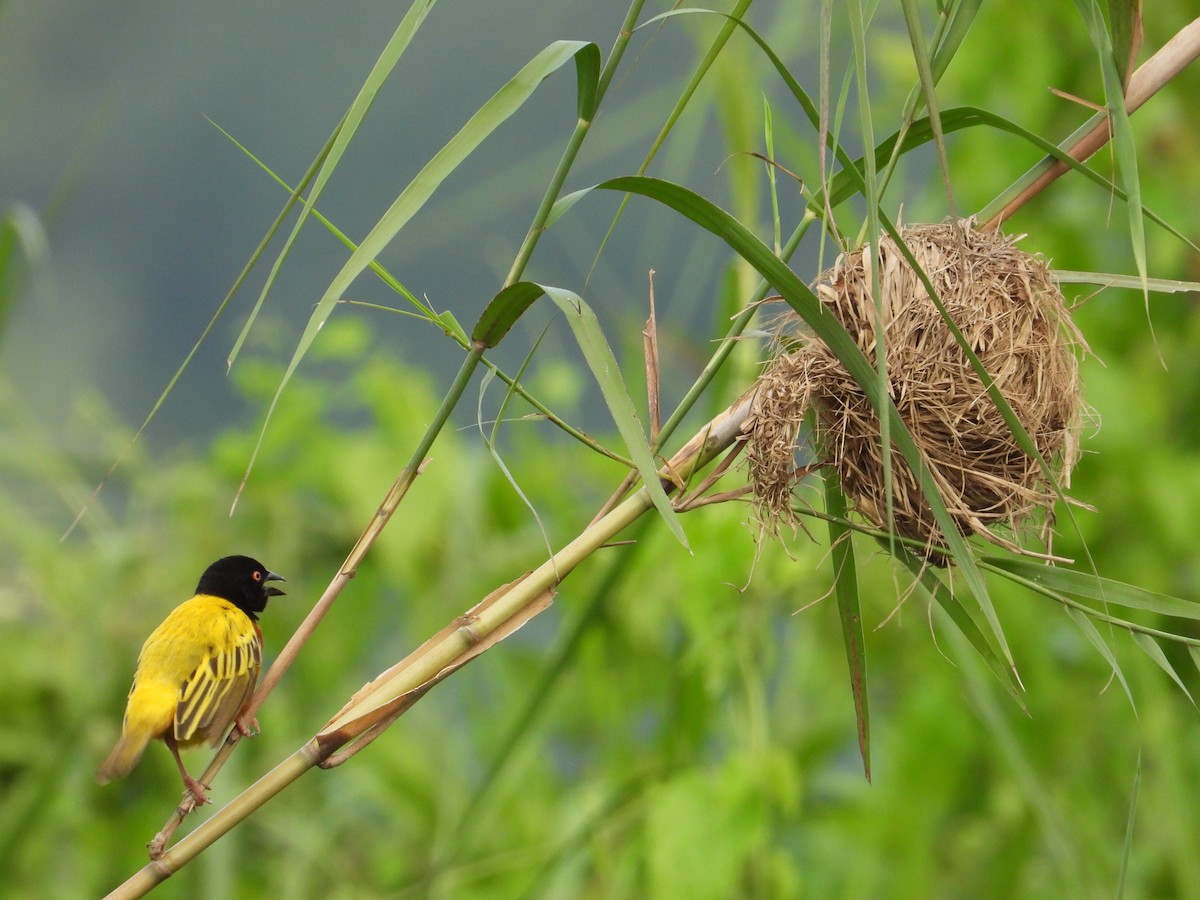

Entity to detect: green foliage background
[3,2,1200,898]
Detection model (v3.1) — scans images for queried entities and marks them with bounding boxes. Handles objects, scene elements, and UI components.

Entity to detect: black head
[195,555,286,619]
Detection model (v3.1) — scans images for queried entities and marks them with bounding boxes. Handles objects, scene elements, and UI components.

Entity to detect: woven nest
[746,219,1083,559]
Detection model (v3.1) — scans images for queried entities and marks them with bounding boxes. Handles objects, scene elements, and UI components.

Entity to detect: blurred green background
[3,2,1200,898]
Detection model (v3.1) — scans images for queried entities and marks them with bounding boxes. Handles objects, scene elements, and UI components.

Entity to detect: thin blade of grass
[582,1,753,292]
[1117,747,1141,900]
[1076,0,1150,320]
[210,120,431,318]
[478,338,553,559]
[899,0,955,210]
[232,41,597,509]
[227,0,438,369]
[63,124,340,538]
[875,0,977,200]
[634,2,755,172]
[825,470,871,780]
[846,0,895,552]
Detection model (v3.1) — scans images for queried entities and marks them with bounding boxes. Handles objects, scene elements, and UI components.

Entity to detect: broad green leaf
[573,41,602,120]
[541,284,689,549]
[545,187,593,228]
[985,558,1200,620]
[473,282,545,348]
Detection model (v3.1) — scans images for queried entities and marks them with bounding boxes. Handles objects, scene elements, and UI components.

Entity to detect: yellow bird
[97,555,285,804]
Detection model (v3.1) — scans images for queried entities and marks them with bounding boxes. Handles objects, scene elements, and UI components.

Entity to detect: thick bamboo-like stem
[147,350,480,853]
[145,0,648,858]
[106,390,755,899]
[983,17,1200,230]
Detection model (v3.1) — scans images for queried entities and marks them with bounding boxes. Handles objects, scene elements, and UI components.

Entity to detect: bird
[97,555,286,805]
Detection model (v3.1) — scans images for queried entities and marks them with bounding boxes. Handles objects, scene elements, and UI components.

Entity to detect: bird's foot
[235,715,260,738]
[183,775,211,807]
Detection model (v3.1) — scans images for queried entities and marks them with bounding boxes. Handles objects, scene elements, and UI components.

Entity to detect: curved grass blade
[478,336,554,560]
[599,174,1015,673]
[1066,607,1136,713]
[541,284,688,550]
[233,40,598,508]
[1132,633,1196,708]
[893,539,1025,704]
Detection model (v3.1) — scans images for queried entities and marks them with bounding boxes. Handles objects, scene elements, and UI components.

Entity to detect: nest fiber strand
[747,220,1082,556]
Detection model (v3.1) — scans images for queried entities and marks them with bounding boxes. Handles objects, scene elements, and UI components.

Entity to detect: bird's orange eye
[252,571,263,581]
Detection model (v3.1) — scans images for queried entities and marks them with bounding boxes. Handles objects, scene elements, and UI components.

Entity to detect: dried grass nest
[746,219,1084,558]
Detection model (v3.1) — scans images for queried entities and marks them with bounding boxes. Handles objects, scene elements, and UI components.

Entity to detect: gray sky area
[3,2,793,453]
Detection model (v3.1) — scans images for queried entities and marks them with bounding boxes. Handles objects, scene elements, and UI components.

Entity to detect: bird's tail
[96,730,152,784]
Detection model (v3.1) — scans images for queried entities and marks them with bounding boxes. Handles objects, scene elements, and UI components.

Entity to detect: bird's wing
[175,616,262,746]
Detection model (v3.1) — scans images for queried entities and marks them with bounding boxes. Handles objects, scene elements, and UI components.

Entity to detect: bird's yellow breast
[123,594,262,748]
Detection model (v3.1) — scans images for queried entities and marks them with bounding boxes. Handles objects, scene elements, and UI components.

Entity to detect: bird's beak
[266,571,286,597]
